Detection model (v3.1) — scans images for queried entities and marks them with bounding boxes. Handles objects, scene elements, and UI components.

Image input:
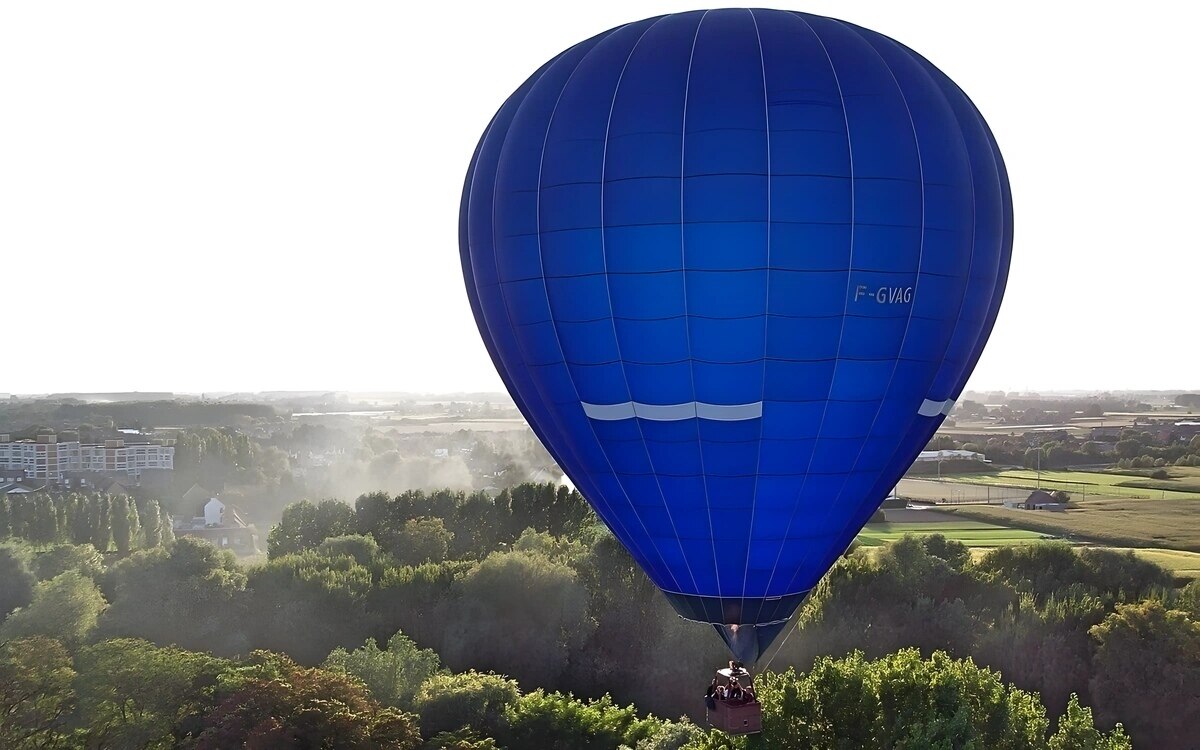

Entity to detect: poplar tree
[91,495,112,553]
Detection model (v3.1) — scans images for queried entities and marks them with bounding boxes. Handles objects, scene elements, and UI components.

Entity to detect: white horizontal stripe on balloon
[581,401,764,422]
[918,398,957,417]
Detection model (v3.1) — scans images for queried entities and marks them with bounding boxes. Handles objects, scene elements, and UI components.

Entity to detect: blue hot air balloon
[460,8,1011,663]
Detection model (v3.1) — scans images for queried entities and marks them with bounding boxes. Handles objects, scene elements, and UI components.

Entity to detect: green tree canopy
[33,542,104,581]
[75,638,229,750]
[1089,601,1200,748]
[442,550,593,688]
[0,636,76,749]
[734,649,1127,750]
[502,690,660,750]
[0,545,36,619]
[414,671,520,739]
[0,571,107,647]
[194,654,420,750]
[323,630,443,711]
[390,516,454,566]
[267,499,356,557]
[100,537,248,655]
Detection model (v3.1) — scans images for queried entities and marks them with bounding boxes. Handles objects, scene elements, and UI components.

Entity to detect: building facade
[0,433,175,480]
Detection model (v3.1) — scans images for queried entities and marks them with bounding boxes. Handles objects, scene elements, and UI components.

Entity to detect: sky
[1,1,1195,395]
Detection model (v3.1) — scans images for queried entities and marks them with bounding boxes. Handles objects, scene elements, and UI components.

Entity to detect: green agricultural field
[1108,548,1200,582]
[948,469,1200,500]
[856,520,1051,548]
[1102,466,1200,494]
[943,498,1200,552]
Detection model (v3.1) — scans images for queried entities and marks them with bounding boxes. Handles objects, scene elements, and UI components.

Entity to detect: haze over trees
[2,481,1188,746]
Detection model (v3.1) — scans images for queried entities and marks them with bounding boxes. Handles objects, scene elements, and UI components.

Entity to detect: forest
[2,483,1196,748]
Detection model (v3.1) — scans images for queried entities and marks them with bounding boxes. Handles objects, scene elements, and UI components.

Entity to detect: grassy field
[856,520,1051,548]
[1104,466,1200,493]
[855,509,1200,579]
[943,499,1200,552]
[1106,548,1200,581]
[946,469,1200,500]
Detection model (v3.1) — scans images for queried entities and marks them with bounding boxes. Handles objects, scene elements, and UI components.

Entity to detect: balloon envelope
[460,8,1011,660]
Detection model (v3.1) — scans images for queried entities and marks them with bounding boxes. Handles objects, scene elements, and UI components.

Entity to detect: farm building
[915,449,987,463]
[1023,489,1068,511]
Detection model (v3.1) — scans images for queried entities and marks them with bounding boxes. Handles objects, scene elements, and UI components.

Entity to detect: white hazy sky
[1,2,1195,395]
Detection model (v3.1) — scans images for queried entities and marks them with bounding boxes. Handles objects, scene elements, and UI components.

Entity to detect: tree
[441,550,593,688]
[502,690,659,750]
[1115,439,1141,459]
[1089,601,1200,748]
[159,502,175,545]
[390,517,453,566]
[318,534,385,567]
[110,495,141,556]
[633,721,705,750]
[751,649,1127,749]
[244,551,376,664]
[369,560,467,647]
[1177,579,1200,619]
[323,631,443,711]
[424,729,500,749]
[28,495,58,547]
[32,543,104,581]
[0,545,36,619]
[0,495,10,539]
[1048,694,1132,750]
[140,498,164,548]
[414,671,519,739]
[91,495,112,553]
[267,499,356,557]
[194,655,421,750]
[0,571,107,647]
[100,537,248,655]
[0,637,76,749]
[75,638,228,750]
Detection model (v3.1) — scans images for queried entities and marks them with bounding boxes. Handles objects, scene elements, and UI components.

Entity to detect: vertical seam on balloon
[489,29,676,591]
[779,22,929,595]
[679,10,724,616]
[469,59,577,499]
[528,20,688,593]
[921,78,994,396]
[808,40,987,582]
[740,7,772,619]
[941,104,1011,401]
[761,12,855,600]
[593,14,702,596]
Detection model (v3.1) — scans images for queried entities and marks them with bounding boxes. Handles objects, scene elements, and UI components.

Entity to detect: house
[1023,489,1067,511]
[0,479,48,495]
[180,483,216,509]
[1090,426,1123,441]
[173,492,261,555]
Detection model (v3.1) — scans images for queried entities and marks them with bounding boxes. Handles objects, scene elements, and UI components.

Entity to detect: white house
[204,497,225,527]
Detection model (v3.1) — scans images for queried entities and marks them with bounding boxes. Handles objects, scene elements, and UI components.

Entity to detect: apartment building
[0,433,175,480]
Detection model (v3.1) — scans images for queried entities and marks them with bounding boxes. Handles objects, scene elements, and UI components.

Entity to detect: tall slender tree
[0,495,10,539]
[141,499,163,548]
[91,495,112,553]
[30,495,59,548]
[111,496,140,556]
[160,504,175,545]
[71,495,93,545]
